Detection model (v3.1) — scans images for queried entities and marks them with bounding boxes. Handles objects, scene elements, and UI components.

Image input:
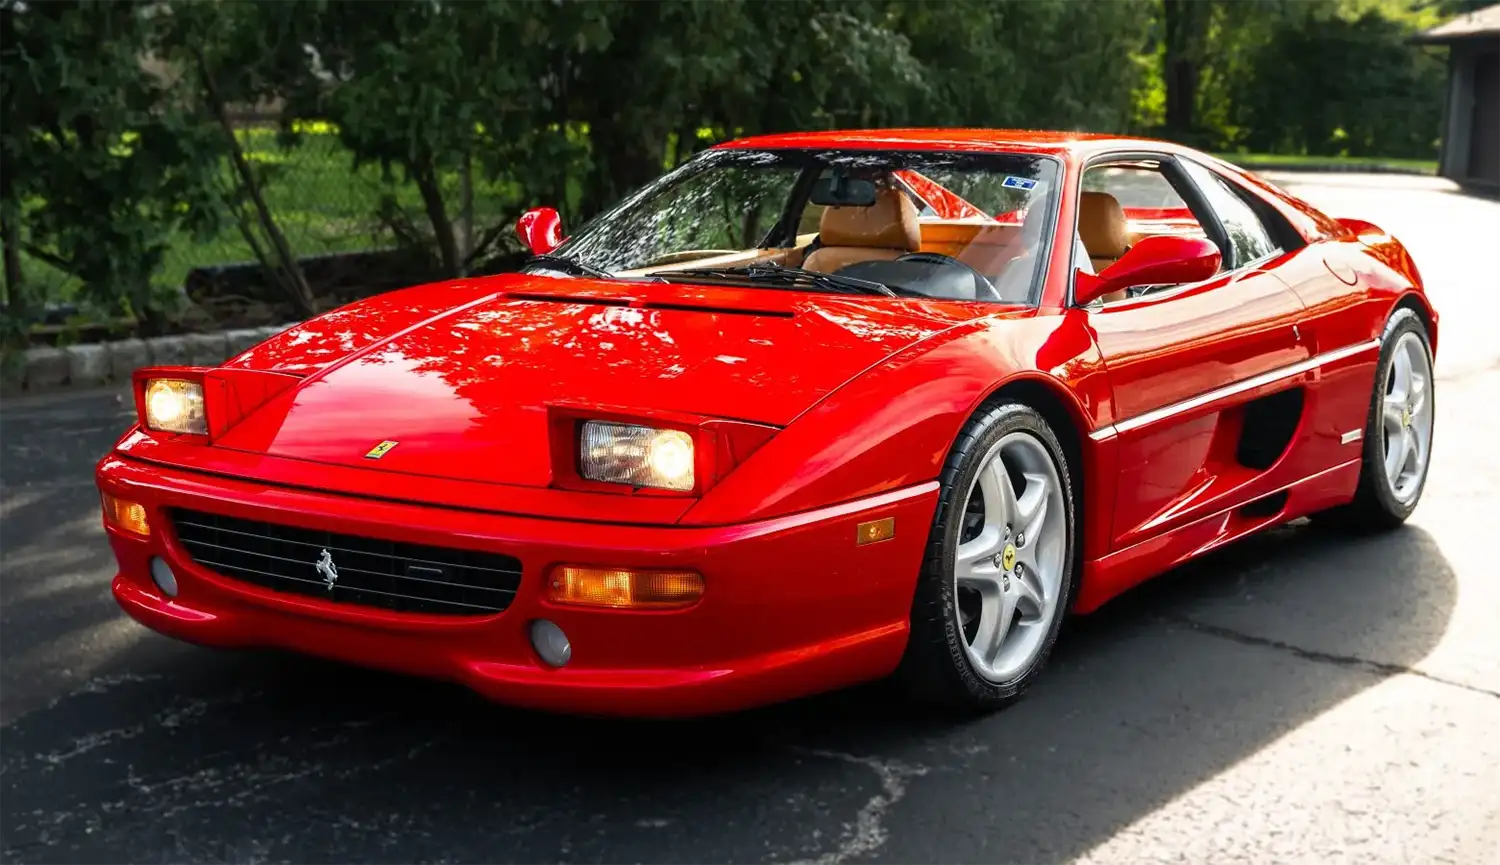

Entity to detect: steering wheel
[895,252,1004,301]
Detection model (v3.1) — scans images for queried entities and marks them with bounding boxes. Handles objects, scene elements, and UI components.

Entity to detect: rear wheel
[897,401,1076,710]
[1316,308,1435,532]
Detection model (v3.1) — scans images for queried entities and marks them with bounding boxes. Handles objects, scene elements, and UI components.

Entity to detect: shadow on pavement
[0,494,1457,863]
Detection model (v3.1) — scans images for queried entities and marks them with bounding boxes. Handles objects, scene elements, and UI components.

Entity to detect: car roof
[713,128,1186,158]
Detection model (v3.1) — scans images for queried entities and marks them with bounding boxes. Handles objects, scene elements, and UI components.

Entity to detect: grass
[170,130,525,285]
[20,127,525,314]
[1214,152,1438,174]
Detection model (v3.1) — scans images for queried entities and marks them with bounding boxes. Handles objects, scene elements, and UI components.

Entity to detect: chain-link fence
[21,120,522,325]
[156,123,379,292]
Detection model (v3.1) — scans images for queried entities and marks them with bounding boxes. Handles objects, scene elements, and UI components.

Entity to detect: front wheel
[1315,307,1435,532]
[897,401,1076,710]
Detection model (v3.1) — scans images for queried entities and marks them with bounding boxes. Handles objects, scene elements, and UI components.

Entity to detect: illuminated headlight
[579,421,695,491]
[143,379,207,435]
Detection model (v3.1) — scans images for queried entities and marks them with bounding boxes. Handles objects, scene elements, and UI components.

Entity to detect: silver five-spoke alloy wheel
[953,431,1068,683]
[1381,331,1433,504]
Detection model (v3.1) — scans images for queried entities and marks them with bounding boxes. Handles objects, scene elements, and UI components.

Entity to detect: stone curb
[4,322,302,397]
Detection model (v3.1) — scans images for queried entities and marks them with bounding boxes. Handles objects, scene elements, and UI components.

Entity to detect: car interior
[1073,158,1301,304]
[623,171,1042,301]
[619,155,1294,306]
[1077,190,1133,272]
[800,186,923,272]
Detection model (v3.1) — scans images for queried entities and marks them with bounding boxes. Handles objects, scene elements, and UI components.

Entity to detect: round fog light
[149,556,179,597]
[530,619,571,667]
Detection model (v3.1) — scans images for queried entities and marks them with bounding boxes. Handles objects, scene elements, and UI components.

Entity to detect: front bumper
[97,455,937,716]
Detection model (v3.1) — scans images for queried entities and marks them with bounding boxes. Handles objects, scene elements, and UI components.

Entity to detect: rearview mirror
[516,207,565,256]
[809,176,879,207]
[1074,235,1221,306]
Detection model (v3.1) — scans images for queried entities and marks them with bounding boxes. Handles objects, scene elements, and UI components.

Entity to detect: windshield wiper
[523,253,614,280]
[661,262,898,297]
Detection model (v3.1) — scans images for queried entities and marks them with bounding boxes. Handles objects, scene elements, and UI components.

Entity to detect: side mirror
[1074,235,1221,306]
[516,207,565,256]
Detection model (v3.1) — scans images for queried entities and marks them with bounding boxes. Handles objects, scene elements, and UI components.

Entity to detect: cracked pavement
[2,174,1498,863]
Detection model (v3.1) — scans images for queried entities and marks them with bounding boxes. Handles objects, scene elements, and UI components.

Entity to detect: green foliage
[1415,0,1492,17]
[1229,9,1446,157]
[894,0,1154,132]
[1144,0,1448,157]
[1,0,224,333]
[0,0,1458,338]
[234,0,592,276]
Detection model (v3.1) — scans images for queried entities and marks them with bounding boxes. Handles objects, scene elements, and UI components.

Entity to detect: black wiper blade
[523,254,614,280]
[664,262,897,297]
[754,263,898,296]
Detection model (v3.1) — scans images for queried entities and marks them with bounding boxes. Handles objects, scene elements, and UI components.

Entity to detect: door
[1078,155,1309,549]
[1469,48,1499,186]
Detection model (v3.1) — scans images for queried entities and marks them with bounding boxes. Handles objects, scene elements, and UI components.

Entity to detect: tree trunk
[1162,0,1210,138]
[581,119,663,220]
[457,150,474,274]
[1,211,23,318]
[196,52,316,317]
[413,155,461,277]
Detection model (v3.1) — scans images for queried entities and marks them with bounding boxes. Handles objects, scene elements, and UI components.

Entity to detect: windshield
[545,149,1061,304]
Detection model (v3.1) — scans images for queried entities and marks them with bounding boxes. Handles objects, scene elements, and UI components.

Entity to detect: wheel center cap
[1402,407,1412,429]
[999,544,1017,572]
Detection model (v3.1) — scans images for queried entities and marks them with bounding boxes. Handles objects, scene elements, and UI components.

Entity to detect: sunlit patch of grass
[290,119,339,136]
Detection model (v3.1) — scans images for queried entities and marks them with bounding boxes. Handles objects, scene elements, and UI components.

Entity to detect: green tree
[558,0,930,216]
[1,0,224,334]
[157,0,318,316]
[894,0,1152,132]
[1231,9,1446,157]
[1154,0,1282,144]
[241,0,595,277]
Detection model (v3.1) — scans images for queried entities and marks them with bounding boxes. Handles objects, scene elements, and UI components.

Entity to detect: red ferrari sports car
[97,129,1437,716]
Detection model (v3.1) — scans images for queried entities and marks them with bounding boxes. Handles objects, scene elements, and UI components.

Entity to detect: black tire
[1313,307,1434,533]
[895,400,1078,710]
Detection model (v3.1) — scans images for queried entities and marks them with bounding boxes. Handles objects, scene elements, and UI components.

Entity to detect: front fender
[682,310,1114,526]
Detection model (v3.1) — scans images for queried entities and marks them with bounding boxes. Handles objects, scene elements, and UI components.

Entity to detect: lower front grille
[170,509,522,617]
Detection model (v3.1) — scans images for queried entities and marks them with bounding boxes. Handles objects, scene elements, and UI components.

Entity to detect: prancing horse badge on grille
[315,548,339,590]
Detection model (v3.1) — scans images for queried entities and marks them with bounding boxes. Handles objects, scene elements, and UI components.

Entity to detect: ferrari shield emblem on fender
[364,440,399,459]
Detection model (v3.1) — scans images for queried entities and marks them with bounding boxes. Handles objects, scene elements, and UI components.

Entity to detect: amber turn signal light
[101,491,150,536]
[547,565,704,610]
[856,517,895,545]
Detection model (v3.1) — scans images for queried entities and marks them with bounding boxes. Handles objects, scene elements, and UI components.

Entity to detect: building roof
[1413,2,1500,43]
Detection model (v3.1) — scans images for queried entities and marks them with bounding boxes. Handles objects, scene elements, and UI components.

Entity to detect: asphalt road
[3,174,1498,864]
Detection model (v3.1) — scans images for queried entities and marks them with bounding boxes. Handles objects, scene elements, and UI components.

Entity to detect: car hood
[212,273,986,487]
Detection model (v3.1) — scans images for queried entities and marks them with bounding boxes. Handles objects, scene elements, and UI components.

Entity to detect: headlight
[579,421,695,491]
[143,379,207,435]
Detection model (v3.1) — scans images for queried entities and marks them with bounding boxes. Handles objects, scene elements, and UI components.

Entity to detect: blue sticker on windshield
[1002,176,1037,190]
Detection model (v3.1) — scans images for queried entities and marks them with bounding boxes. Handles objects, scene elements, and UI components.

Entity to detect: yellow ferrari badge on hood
[364,440,399,459]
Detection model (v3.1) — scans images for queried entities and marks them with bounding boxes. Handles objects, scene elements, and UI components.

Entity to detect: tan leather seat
[803,188,921,273]
[1078,191,1130,272]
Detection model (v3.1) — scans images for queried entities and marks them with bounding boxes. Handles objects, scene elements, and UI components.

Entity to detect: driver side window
[1078,161,1212,301]
[1179,160,1281,269]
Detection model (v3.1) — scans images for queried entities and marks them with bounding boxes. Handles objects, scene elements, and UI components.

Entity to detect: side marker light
[856,517,895,546]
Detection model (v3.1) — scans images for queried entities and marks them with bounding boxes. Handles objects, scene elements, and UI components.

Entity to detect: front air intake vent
[170,509,522,617]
